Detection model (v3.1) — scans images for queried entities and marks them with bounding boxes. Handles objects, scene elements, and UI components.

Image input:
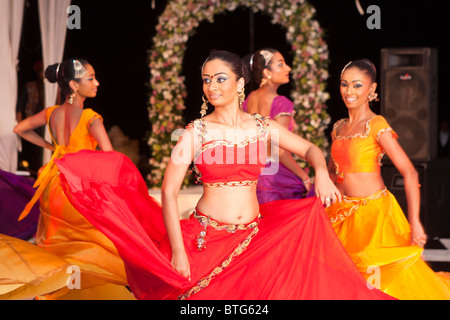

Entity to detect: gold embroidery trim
[376,127,394,141]
[332,116,375,140]
[197,137,265,158]
[178,226,260,300]
[202,179,258,188]
[192,210,261,233]
[87,114,102,128]
[273,111,295,119]
[330,188,388,224]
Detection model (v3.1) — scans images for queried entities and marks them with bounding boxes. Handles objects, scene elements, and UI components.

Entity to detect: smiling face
[201,58,244,109]
[264,51,291,85]
[340,67,377,110]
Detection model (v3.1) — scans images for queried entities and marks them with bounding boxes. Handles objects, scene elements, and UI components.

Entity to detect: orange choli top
[19,105,103,220]
[331,115,398,183]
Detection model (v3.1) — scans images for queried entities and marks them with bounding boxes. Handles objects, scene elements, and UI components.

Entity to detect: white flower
[162,91,173,100]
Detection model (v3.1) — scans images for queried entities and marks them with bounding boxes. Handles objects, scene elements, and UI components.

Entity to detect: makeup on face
[340,68,375,108]
[201,72,229,85]
[202,60,241,108]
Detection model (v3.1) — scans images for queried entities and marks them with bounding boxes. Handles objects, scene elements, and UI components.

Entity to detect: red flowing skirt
[55,150,394,300]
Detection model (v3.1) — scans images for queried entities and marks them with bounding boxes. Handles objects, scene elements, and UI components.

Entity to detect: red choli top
[331,115,398,182]
[188,114,268,188]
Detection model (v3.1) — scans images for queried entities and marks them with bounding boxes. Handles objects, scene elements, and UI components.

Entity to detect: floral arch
[147,0,330,187]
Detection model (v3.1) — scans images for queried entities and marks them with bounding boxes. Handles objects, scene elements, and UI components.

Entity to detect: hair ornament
[73,59,88,79]
[340,61,352,78]
[249,54,254,71]
[259,50,273,66]
[362,59,376,72]
[341,59,376,78]
[201,55,212,74]
[55,63,61,81]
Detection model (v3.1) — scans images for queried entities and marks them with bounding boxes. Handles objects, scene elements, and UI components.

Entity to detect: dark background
[16,0,450,260]
[17,0,448,163]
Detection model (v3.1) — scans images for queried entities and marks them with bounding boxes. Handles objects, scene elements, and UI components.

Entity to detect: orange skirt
[326,188,450,299]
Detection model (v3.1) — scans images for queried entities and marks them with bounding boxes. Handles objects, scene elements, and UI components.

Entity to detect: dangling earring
[200,95,209,117]
[238,89,245,108]
[368,92,379,102]
[260,75,271,87]
[260,78,267,87]
[68,93,75,105]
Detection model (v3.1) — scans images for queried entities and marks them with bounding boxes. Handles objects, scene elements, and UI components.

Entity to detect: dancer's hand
[410,220,427,248]
[314,169,342,207]
[171,250,191,281]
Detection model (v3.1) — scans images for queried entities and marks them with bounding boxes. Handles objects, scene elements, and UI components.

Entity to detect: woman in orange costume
[326,59,450,299]
[1,59,134,300]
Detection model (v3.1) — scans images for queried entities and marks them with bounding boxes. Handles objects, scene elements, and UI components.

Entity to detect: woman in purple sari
[242,48,314,204]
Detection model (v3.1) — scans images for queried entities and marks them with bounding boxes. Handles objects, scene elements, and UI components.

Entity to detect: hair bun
[44,63,60,83]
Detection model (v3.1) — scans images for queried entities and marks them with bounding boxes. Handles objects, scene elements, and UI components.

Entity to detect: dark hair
[202,50,250,83]
[242,48,277,86]
[44,58,89,98]
[341,59,377,83]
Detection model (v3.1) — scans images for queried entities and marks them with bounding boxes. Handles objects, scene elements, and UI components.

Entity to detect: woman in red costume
[1,59,134,300]
[326,59,450,299]
[55,51,394,300]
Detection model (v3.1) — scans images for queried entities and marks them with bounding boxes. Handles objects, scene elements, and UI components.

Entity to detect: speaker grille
[391,116,427,157]
[386,71,426,113]
[381,48,438,161]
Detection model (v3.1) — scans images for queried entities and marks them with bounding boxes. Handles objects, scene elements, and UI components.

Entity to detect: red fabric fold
[56,150,394,300]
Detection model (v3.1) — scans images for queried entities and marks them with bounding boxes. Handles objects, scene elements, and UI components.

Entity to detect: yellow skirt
[0,233,69,300]
[326,188,450,300]
[1,173,135,300]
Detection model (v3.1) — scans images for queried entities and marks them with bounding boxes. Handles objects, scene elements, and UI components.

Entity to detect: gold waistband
[192,209,261,233]
[329,188,388,225]
[202,179,258,188]
[343,187,388,204]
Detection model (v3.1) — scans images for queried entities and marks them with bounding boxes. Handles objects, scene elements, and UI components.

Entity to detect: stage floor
[424,238,450,272]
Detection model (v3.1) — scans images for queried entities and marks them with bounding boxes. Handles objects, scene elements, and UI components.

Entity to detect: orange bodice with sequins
[331,115,397,181]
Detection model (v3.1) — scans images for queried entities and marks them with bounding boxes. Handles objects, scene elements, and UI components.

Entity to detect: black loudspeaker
[381,159,450,238]
[380,47,438,161]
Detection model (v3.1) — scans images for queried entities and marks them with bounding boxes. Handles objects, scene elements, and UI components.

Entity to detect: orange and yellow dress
[0,106,134,300]
[326,115,450,300]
